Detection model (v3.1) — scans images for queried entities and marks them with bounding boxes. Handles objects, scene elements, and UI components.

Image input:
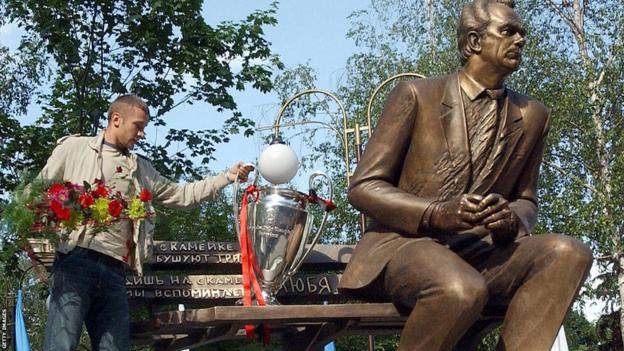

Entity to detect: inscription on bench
[156,241,237,252]
[151,241,241,266]
[126,273,341,302]
[153,253,241,264]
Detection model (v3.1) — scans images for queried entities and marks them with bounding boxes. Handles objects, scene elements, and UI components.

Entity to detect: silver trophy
[233,171,333,305]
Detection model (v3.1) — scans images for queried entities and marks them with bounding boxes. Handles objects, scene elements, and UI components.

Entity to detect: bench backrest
[127,241,355,306]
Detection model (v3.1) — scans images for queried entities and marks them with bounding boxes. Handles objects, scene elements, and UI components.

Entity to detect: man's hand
[226,162,254,182]
[475,193,519,245]
[430,194,484,233]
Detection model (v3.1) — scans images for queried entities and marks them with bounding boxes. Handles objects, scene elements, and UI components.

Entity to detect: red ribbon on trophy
[307,188,337,212]
[238,184,271,344]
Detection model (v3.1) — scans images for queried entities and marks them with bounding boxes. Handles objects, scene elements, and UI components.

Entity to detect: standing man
[339,1,593,350]
[40,94,252,350]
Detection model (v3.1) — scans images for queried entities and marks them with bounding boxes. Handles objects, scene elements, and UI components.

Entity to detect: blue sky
[199,0,363,172]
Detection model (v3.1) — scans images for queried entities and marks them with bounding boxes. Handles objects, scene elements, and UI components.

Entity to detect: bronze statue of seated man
[338,1,593,350]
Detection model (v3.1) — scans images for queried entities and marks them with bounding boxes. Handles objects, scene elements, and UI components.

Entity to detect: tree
[0,0,283,195]
[522,1,624,345]
[565,309,601,350]
[152,168,237,243]
[1,1,284,349]
[0,39,49,196]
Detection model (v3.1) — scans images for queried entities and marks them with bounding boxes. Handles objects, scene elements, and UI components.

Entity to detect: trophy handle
[289,171,333,275]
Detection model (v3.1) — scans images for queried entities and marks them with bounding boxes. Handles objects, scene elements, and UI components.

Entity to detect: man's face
[479,4,526,73]
[114,106,148,150]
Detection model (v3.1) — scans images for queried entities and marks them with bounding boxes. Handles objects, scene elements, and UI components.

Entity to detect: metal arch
[258,120,345,149]
[268,74,427,186]
[272,89,350,185]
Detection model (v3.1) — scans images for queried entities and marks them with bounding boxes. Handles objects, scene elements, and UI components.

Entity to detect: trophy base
[235,291,281,305]
[260,290,280,305]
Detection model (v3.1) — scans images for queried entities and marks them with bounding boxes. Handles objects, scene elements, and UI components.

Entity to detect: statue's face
[479,4,526,73]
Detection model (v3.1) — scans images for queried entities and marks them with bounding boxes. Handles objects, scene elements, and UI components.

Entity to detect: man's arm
[141,160,249,209]
[348,81,434,236]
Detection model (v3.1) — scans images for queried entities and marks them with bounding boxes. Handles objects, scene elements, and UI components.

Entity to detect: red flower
[116,166,123,173]
[50,199,61,212]
[78,193,94,208]
[48,183,69,202]
[48,183,65,195]
[50,199,71,221]
[139,189,152,202]
[108,200,123,217]
[93,184,109,198]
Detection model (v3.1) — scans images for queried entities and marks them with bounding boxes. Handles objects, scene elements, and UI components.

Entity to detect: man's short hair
[457,0,516,65]
[107,94,150,122]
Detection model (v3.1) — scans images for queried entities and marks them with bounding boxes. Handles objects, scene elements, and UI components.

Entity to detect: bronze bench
[132,303,404,351]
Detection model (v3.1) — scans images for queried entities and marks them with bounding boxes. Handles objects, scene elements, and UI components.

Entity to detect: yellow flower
[91,198,111,222]
[128,197,146,220]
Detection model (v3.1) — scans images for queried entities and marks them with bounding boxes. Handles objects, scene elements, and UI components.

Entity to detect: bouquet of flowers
[2,178,153,246]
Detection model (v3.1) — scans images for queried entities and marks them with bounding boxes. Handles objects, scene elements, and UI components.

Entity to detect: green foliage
[596,310,622,350]
[335,335,399,351]
[565,309,600,350]
[2,182,40,246]
[153,184,235,243]
[0,0,283,192]
[0,41,50,197]
[518,1,624,315]
[1,175,49,278]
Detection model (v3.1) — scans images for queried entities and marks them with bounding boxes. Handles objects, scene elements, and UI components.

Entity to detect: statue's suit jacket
[339,71,550,291]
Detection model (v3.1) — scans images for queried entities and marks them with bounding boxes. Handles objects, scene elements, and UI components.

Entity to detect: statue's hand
[476,193,519,245]
[430,194,483,234]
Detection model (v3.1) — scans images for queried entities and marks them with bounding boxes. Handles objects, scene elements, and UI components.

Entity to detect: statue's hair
[457,0,516,65]
[107,94,150,122]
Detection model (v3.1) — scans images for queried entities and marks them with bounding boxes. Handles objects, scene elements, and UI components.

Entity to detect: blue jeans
[43,247,129,350]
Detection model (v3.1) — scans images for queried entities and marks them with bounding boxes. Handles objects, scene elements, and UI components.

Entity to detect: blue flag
[322,301,337,351]
[324,341,336,351]
[15,289,31,351]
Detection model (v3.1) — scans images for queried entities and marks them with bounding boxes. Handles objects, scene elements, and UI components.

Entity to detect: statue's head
[457,0,526,73]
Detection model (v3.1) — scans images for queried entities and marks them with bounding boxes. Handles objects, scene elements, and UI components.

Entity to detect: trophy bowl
[234,172,332,305]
